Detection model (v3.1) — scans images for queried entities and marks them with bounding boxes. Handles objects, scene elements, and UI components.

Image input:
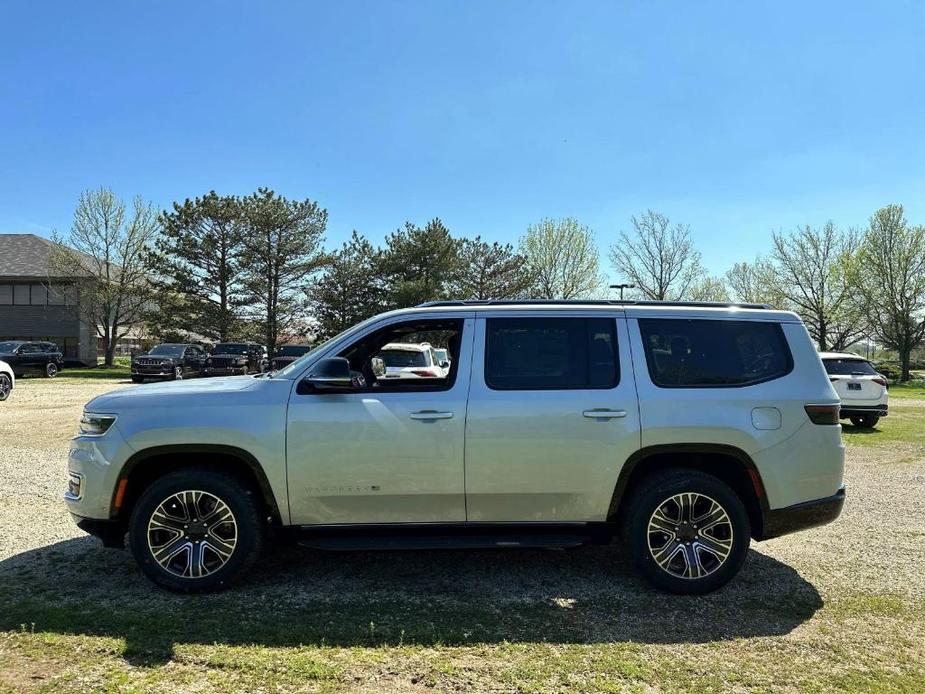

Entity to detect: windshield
[149,345,185,357]
[213,344,248,355]
[0,342,22,353]
[823,358,878,376]
[277,345,311,357]
[379,349,428,367]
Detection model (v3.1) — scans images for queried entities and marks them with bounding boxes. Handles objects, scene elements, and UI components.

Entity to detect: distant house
[0,234,98,364]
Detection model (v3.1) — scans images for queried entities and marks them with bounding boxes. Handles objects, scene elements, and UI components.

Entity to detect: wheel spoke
[649,508,677,534]
[694,533,732,560]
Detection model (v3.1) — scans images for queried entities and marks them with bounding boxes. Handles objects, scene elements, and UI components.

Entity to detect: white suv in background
[66,300,845,595]
[819,352,889,428]
[377,342,448,380]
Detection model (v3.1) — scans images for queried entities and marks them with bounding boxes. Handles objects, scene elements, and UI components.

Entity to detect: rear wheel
[850,415,879,428]
[128,469,264,592]
[623,469,750,594]
[0,373,11,401]
[45,363,58,378]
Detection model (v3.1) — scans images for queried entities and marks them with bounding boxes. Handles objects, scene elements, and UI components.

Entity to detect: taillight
[873,377,887,387]
[805,404,840,425]
[411,369,439,378]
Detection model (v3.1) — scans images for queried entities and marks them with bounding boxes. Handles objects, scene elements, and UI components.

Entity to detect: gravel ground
[0,377,923,692]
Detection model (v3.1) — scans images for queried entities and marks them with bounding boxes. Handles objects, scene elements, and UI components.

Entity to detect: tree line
[51,187,925,380]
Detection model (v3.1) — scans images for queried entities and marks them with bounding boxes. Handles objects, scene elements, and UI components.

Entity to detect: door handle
[582,409,627,419]
[409,410,454,420]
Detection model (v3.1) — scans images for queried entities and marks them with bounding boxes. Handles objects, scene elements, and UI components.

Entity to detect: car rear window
[485,317,618,390]
[638,318,792,388]
[822,358,878,376]
[379,349,428,367]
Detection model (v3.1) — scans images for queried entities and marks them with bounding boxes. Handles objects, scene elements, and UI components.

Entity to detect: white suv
[377,342,447,380]
[819,352,889,428]
[65,300,845,595]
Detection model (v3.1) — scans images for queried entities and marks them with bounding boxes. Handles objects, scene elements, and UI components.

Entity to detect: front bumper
[840,404,888,418]
[71,514,126,548]
[758,487,845,540]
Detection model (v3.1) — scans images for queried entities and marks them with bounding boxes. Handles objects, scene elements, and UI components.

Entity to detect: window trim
[484,316,620,392]
[637,318,794,389]
[306,317,466,395]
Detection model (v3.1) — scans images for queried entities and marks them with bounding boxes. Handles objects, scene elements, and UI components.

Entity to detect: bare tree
[725,258,790,308]
[51,188,160,366]
[688,276,730,302]
[609,210,706,300]
[519,217,603,299]
[770,222,866,351]
[855,205,925,381]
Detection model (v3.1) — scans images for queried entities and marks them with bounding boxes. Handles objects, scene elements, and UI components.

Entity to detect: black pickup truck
[0,341,64,378]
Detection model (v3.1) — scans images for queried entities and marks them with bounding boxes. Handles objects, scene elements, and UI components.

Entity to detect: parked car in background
[0,340,63,378]
[0,359,14,401]
[132,344,208,382]
[434,347,450,368]
[819,352,889,428]
[270,344,313,371]
[376,342,446,380]
[205,343,268,376]
[66,300,844,595]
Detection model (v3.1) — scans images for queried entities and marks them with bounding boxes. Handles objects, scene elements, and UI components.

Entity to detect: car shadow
[0,537,822,665]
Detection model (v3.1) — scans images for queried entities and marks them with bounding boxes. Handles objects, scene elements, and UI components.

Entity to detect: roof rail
[416,299,771,310]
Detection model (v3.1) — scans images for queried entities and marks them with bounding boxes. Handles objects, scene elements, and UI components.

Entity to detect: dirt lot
[0,376,923,692]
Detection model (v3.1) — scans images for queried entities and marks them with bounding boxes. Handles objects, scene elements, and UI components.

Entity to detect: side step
[299,533,590,551]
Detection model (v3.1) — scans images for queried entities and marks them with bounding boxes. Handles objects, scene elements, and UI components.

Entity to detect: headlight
[79,413,117,436]
[206,358,212,365]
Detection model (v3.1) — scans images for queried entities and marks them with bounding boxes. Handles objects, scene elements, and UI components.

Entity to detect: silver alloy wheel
[147,490,238,579]
[174,366,183,380]
[0,374,11,400]
[647,492,734,579]
[46,363,58,378]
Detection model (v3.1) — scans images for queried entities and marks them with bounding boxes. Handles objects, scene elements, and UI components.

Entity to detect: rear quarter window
[638,318,793,388]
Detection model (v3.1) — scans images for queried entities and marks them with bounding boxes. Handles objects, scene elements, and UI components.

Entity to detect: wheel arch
[112,444,282,525]
[608,444,769,539]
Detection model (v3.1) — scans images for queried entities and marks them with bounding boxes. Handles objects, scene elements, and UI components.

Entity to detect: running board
[298,533,590,551]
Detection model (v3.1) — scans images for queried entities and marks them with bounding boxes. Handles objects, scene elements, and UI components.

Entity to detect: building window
[0,285,11,305]
[47,284,66,306]
[13,285,30,305]
[31,284,47,305]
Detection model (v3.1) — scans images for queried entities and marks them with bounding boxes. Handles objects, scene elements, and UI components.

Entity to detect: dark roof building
[0,233,96,364]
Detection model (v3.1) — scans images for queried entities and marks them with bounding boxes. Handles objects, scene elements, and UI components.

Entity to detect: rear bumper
[71,514,125,549]
[840,404,888,418]
[758,487,845,540]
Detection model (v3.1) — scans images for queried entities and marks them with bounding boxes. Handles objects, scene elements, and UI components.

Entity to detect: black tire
[128,468,264,593]
[131,376,144,384]
[45,363,58,378]
[850,415,879,429]
[623,469,750,595]
[0,373,11,401]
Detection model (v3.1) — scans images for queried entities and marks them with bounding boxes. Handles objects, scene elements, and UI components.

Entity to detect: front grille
[209,357,239,368]
[135,358,167,367]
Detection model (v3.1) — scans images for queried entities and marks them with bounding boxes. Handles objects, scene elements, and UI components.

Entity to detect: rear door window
[638,318,792,387]
[485,317,618,390]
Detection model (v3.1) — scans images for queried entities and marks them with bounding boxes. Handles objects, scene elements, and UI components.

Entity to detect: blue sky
[1,1,923,279]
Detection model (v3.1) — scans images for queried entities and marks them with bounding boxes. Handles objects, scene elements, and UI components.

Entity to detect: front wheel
[850,415,879,428]
[45,363,58,378]
[172,366,183,381]
[0,373,11,401]
[128,469,264,592]
[623,469,750,594]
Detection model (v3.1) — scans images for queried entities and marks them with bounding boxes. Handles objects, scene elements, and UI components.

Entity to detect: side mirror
[302,357,353,390]
[440,361,450,369]
[370,356,386,378]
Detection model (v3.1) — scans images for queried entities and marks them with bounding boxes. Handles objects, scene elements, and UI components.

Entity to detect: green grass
[841,386,925,448]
